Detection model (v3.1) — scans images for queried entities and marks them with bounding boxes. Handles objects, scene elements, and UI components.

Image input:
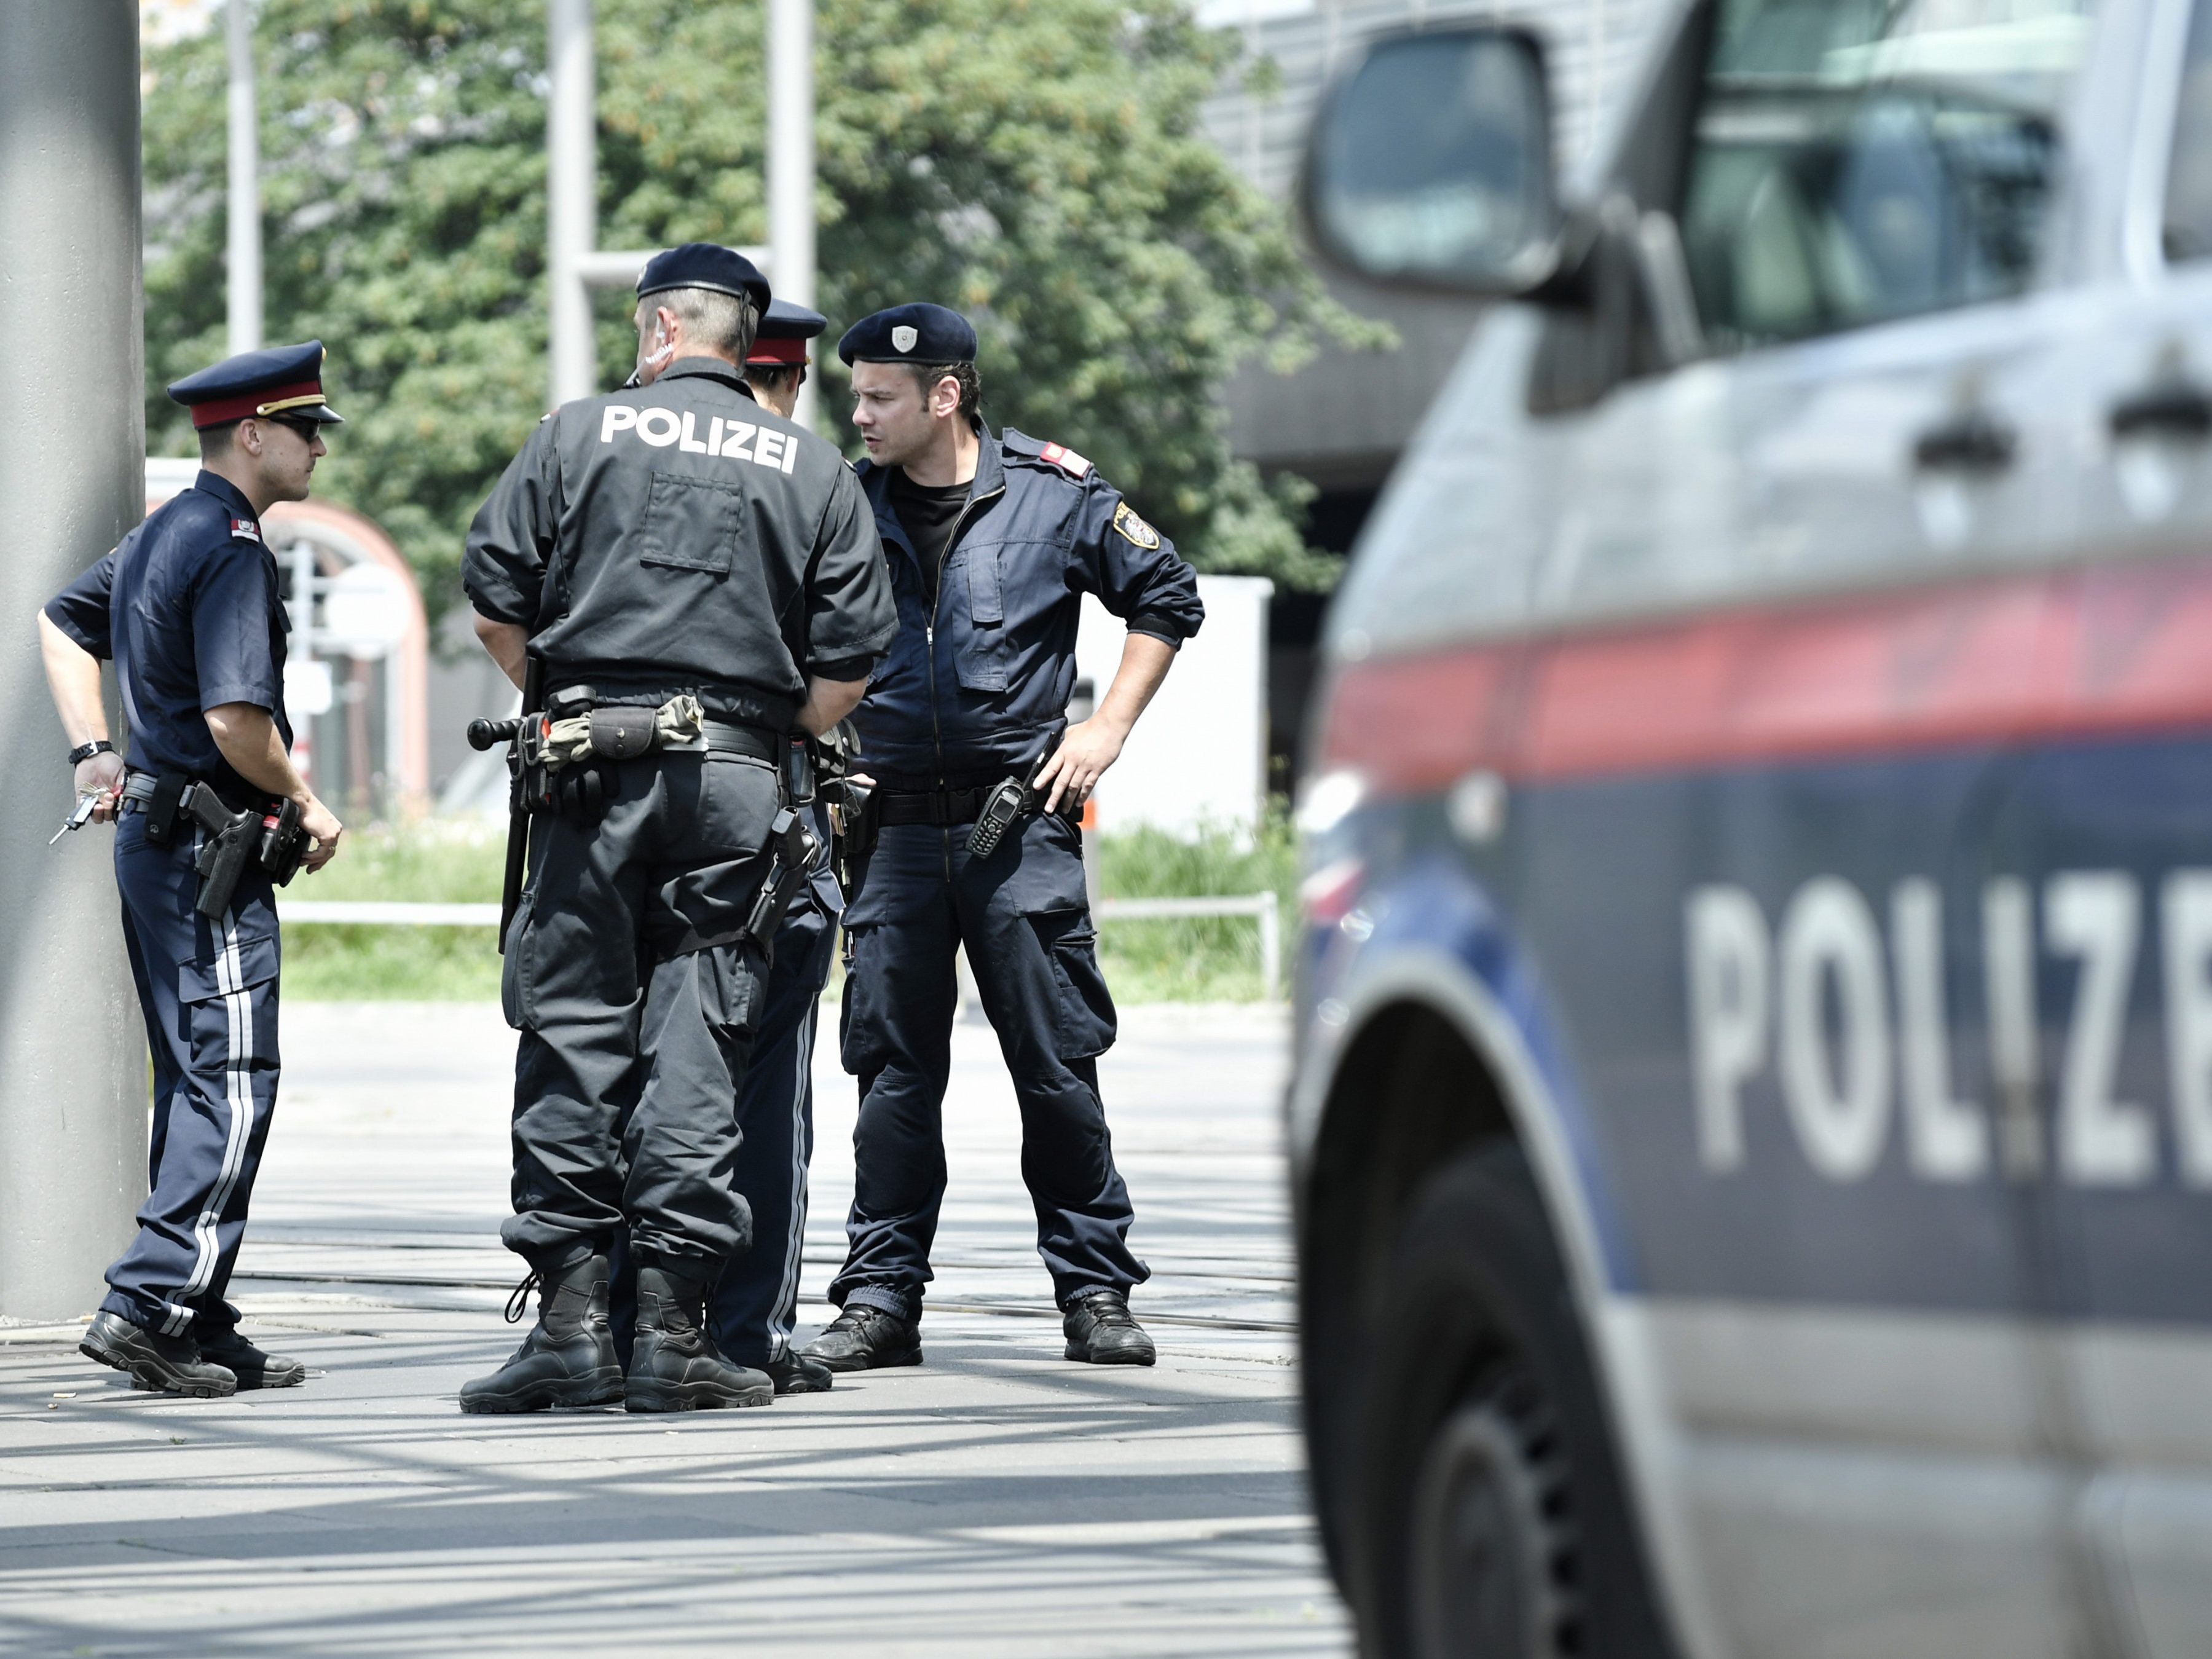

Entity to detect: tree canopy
[142,0,1369,614]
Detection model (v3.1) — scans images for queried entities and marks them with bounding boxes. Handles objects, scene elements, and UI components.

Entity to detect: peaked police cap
[837,303,977,366]
[167,341,344,429]
[747,298,827,368]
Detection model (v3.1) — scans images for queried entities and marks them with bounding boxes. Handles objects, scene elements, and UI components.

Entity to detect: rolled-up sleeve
[802,467,899,669]
[463,420,561,626]
[1071,477,1205,645]
[192,543,283,713]
[44,551,117,659]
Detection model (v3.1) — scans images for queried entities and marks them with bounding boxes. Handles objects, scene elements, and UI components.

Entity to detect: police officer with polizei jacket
[459,245,897,1414]
[38,342,348,1398]
[800,304,1205,1374]
[603,291,843,1397]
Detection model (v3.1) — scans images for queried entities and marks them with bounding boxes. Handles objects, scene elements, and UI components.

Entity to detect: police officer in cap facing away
[460,245,896,1414]
[602,292,845,1397]
[39,342,347,1397]
[801,303,1204,1374]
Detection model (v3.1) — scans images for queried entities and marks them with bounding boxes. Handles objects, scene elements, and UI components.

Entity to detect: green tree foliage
[143,0,1371,613]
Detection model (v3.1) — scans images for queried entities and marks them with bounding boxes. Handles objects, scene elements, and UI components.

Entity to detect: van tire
[1352,1141,1677,1659]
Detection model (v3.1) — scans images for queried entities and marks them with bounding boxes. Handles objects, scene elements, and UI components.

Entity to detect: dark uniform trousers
[501,749,782,1272]
[101,811,281,1340]
[830,809,1147,1322]
[607,808,839,1369]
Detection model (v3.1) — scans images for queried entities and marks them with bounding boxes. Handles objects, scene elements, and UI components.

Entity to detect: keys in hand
[49,793,99,845]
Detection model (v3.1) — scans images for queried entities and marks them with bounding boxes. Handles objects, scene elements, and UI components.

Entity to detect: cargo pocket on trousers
[178,924,280,1006]
[500,889,537,1031]
[838,924,895,1074]
[1036,910,1117,1059]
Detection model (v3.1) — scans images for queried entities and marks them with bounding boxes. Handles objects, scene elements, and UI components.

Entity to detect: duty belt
[878,786,995,827]
[878,785,1079,827]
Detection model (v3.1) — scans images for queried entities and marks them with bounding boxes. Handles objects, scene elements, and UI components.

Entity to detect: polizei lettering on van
[599,404,800,473]
[1686,872,2212,1188]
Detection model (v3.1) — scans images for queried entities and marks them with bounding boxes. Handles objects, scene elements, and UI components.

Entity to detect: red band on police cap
[187,377,325,428]
[744,336,809,368]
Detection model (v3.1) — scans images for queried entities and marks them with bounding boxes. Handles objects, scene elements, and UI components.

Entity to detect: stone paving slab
[0,1001,1350,1658]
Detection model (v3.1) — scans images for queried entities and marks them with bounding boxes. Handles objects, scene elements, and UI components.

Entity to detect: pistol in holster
[744,806,823,959]
[179,784,307,921]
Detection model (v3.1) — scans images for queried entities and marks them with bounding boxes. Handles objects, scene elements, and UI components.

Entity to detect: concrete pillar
[767,0,816,429]
[547,0,597,408]
[0,2,146,1321]
[227,0,263,355]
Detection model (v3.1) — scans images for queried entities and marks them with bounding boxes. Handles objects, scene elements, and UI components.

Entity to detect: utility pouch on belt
[588,705,659,761]
[259,798,309,886]
[140,771,189,846]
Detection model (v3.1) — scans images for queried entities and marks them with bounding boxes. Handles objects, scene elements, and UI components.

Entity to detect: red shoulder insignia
[230,518,262,543]
[1037,441,1092,478]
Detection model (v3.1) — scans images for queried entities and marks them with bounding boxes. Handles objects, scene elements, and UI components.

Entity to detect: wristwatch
[66,739,115,768]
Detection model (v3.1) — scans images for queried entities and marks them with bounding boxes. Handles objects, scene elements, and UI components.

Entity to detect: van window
[1679,0,2092,349]
[2165,0,2212,261]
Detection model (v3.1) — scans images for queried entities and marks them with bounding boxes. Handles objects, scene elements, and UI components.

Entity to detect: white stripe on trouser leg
[176,908,256,1326]
[768,996,817,1353]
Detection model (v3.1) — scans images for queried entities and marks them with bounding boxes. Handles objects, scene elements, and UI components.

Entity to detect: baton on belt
[467,656,546,951]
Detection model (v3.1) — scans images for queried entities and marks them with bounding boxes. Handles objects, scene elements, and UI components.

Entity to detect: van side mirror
[1301,26,1561,296]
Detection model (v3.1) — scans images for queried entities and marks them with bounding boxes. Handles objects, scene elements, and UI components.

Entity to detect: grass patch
[280,820,506,1000]
[282,812,1296,1003]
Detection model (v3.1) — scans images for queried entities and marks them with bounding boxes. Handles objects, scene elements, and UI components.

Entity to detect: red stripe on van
[1321,554,2212,792]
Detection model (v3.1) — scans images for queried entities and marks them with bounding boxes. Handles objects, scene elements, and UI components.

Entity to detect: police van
[1290,0,2212,1653]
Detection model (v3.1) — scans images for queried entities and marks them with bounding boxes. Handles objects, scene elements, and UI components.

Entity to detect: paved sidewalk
[0,1001,1348,1657]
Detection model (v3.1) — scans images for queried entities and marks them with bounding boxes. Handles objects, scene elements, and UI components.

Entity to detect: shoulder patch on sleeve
[1112,501,1160,551]
[230,518,262,544]
[1037,441,1092,478]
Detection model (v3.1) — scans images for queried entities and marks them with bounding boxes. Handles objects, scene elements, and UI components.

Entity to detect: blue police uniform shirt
[850,424,1205,788]
[44,470,291,802]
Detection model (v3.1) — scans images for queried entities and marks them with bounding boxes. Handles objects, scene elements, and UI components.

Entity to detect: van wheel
[1354,1141,1675,1659]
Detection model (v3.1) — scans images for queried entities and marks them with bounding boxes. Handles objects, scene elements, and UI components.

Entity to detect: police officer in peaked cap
[800,302,1205,1373]
[459,244,897,1414]
[742,297,826,421]
[40,341,348,1397]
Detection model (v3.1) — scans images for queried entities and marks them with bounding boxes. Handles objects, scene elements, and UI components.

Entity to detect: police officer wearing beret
[602,291,843,1397]
[801,303,1205,1373]
[39,342,348,1397]
[459,245,897,1414]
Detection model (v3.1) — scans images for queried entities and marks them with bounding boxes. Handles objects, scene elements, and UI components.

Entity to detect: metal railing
[280,888,1287,1001]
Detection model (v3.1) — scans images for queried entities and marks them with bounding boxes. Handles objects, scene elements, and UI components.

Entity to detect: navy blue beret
[837,303,977,366]
[636,243,771,313]
[167,341,344,429]
[747,298,827,366]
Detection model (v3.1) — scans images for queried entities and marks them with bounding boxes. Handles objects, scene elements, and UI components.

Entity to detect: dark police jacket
[44,470,291,804]
[852,427,1205,786]
[464,357,897,728]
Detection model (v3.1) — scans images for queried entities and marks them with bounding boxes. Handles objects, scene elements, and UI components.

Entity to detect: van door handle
[2110,380,2212,440]
[1912,410,2017,473]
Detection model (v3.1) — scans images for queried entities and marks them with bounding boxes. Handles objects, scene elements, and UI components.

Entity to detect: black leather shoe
[799,1304,923,1373]
[626,1263,774,1413]
[80,1311,237,1398]
[460,1251,623,1414]
[765,1347,834,1395]
[1063,1290,1155,1366]
[195,1326,306,1390]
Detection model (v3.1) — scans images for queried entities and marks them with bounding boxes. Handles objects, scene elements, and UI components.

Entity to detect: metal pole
[226,0,262,355]
[0,2,145,1320]
[767,0,816,428]
[547,0,597,407]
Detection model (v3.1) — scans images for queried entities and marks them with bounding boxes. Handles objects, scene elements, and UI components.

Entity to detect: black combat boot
[80,1310,237,1398]
[626,1262,775,1413]
[195,1326,307,1390]
[799,1304,923,1373]
[459,1250,623,1414]
[764,1346,835,1395]
[1063,1289,1155,1366]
